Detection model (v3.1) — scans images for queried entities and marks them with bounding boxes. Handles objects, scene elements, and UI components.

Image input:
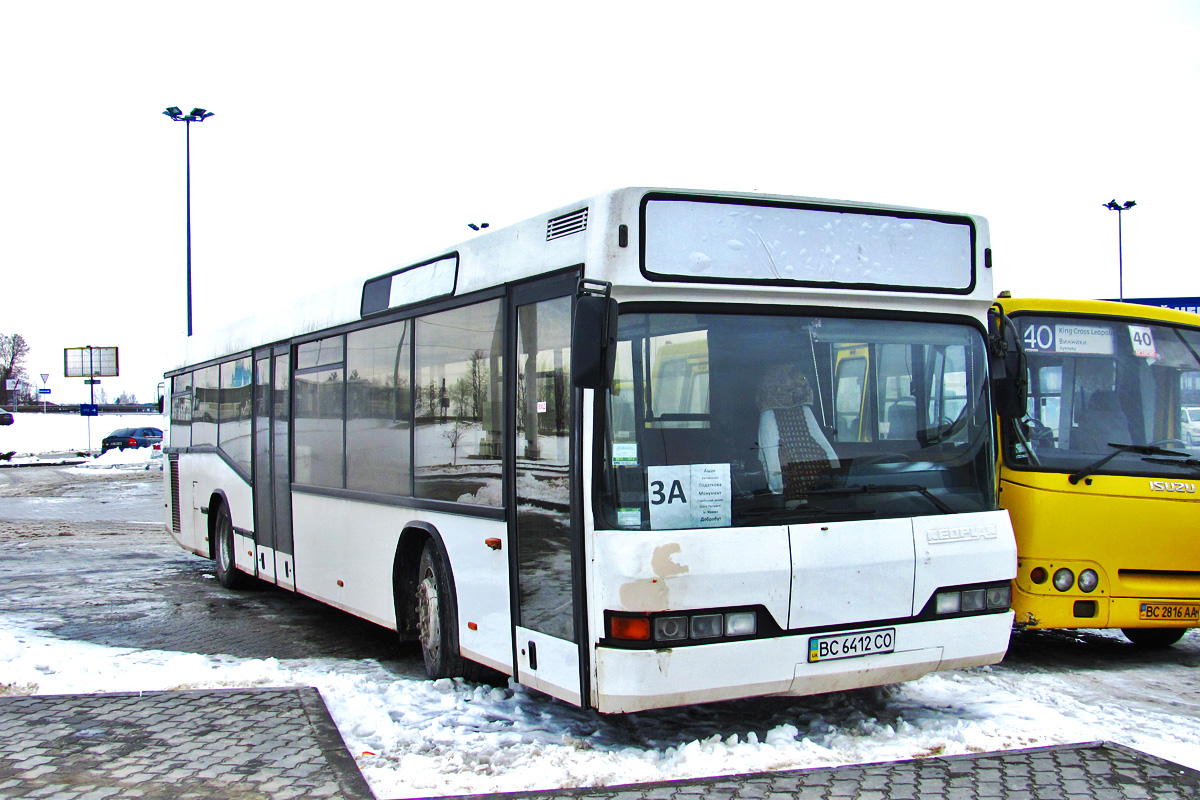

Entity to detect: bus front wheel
[214,505,247,590]
[1122,627,1187,648]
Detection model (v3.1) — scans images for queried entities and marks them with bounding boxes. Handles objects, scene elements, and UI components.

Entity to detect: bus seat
[755,365,840,498]
[1073,390,1131,451]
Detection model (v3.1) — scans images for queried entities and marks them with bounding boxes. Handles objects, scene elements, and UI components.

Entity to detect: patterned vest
[774,406,833,500]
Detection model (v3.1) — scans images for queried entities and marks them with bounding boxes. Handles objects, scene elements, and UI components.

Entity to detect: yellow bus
[992,295,1200,646]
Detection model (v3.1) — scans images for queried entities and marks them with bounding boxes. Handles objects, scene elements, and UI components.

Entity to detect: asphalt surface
[0,464,1198,799]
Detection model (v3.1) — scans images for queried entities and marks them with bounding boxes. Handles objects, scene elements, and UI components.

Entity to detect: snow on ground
[0,410,164,461]
[0,613,1196,798]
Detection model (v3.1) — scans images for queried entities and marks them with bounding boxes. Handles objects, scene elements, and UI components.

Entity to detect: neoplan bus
[992,295,1200,646]
[164,187,1017,713]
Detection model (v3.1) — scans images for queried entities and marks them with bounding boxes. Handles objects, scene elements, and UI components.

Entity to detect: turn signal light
[609,615,651,641]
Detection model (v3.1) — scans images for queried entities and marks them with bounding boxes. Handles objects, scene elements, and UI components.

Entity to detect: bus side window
[833,354,867,442]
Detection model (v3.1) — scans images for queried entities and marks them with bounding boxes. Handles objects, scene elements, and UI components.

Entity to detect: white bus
[164,187,1016,713]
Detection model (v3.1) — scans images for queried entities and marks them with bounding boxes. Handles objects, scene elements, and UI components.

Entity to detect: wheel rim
[416,567,441,662]
[217,519,232,572]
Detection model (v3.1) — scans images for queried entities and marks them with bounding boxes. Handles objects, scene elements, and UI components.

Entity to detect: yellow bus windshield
[1005,313,1200,478]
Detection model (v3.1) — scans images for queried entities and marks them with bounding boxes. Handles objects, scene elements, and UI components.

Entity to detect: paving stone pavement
[0,682,1196,800]
[435,742,1200,800]
[0,687,372,800]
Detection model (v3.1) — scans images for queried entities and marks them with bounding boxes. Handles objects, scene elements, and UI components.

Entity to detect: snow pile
[67,445,162,472]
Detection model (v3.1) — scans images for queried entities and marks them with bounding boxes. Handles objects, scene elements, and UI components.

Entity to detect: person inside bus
[755,363,840,499]
[1072,389,1133,451]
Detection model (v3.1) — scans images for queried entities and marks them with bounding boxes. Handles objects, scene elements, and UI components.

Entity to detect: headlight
[961,589,987,612]
[724,611,757,636]
[936,592,962,613]
[654,616,688,641]
[1078,569,1099,593]
[690,614,724,639]
[1053,568,1075,592]
[986,585,1012,609]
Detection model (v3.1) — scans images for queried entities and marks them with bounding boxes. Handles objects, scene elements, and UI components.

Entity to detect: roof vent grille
[547,207,588,241]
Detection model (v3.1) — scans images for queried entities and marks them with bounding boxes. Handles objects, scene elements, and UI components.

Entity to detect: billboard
[64,346,119,377]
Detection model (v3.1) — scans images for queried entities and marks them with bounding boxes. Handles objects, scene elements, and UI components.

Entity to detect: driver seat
[1073,390,1132,451]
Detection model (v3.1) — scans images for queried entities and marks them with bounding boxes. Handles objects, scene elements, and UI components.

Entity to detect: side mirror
[572,282,618,389]
[988,304,1027,418]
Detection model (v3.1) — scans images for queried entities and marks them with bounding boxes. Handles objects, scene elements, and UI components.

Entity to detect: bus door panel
[510,276,586,707]
[252,353,277,583]
[272,349,296,589]
[788,518,915,629]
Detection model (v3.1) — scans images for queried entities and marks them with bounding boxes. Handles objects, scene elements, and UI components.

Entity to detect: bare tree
[0,333,30,407]
[467,349,488,419]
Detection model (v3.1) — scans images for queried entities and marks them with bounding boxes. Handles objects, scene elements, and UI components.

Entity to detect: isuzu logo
[1149,480,1196,493]
[926,524,998,544]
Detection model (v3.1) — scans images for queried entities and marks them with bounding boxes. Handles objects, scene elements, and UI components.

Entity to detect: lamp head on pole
[1103,199,1136,212]
[163,106,215,123]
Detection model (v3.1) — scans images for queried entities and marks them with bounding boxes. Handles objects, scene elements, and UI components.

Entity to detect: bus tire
[214,505,247,590]
[1122,627,1186,648]
[415,540,482,681]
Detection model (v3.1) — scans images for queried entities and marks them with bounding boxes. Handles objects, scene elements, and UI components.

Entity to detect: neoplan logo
[926,525,998,544]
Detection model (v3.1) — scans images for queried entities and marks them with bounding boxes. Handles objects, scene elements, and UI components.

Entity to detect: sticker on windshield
[647,463,731,529]
[1022,323,1113,355]
[1128,325,1158,359]
[612,442,639,467]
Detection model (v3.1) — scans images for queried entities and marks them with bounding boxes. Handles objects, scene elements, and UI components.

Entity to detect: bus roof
[167,187,992,373]
[995,295,1200,327]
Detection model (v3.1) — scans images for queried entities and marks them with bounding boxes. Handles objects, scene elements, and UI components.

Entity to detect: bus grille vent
[169,454,181,533]
[547,207,588,241]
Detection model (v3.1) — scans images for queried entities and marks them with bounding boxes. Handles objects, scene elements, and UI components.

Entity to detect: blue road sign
[38,388,50,395]
[80,404,98,417]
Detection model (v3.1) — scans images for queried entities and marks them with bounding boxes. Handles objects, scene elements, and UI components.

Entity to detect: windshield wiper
[1068,443,1189,485]
[802,484,955,514]
[1140,456,1200,473]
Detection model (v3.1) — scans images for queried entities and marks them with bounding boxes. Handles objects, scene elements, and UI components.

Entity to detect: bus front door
[510,275,587,707]
[251,348,295,590]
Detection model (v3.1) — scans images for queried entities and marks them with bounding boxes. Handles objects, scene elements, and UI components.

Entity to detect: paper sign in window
[647,463,731,529]
[1128,325,1158,359]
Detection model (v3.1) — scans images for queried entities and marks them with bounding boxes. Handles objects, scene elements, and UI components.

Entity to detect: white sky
[2,1,1198,403]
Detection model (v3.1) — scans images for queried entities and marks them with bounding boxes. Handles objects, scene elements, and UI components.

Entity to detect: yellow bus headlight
[1053,568,1075,592]
[1078,569,1099,593]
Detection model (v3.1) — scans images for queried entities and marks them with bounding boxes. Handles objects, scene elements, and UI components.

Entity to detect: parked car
[0,411,12,426]
[1182,407,1200,446]
[100,426,163,453]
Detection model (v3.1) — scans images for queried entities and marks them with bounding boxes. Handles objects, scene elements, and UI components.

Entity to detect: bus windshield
[1005,314,1200,477]
[600,311,994,529]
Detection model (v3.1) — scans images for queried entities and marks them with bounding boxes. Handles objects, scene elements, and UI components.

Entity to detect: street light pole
[163,107,215,336]
[1102,199,1136,301]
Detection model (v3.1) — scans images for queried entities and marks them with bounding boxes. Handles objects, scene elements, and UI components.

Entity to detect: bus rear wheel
[214,505,247,590]
[1122,627,1187,648]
